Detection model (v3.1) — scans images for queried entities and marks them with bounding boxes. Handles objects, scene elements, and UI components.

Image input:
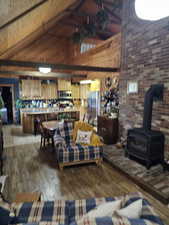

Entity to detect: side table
[14,192,41,203]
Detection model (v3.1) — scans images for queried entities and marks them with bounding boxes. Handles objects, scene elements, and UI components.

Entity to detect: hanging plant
[72,23,96,44]
[96,9,109,30]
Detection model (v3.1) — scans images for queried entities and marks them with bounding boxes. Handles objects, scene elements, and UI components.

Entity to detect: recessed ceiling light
[135,0,169,21]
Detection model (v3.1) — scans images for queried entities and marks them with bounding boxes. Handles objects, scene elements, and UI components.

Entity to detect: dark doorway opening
[1,87,13,124]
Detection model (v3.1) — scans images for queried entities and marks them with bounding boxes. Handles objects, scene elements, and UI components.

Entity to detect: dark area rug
[103,145,169,204]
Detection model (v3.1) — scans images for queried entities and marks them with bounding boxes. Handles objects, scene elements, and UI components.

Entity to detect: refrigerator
[87,91,100,126]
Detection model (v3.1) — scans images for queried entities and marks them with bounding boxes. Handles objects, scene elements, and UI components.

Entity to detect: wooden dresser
[97,116,118,145]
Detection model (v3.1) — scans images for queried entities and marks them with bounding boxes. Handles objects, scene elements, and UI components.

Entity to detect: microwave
[58,91,72,99]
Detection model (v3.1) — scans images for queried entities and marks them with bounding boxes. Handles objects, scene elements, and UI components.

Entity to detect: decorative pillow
[76,200,122,224]
[86,200,122,218]
[114,199,142,219]
[73,121,94,142]
[76,130,93,145]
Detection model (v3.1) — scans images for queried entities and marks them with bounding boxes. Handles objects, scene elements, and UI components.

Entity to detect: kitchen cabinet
[49,83,57,99]
[80,84,90,99]
[21,80,41,99]
[71,84,80,99]
[31,80,41,99]
[21,80,57,100]
[41,83,57,99]
[97,116,118,144]
[21,80,31,99]
[58,79,71,91]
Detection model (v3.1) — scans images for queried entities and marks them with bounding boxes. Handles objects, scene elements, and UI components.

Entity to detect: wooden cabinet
[71,84,80,99]
[21,80,41,99]
[21,80,31,99]
[80,84,90,99]
[41,83,57,99]
[49,83,57,99]
[21,80,57,100]
[97,116,118,144]
[58,79,71,91]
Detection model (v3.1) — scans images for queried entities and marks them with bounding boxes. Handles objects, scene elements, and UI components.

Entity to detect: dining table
[42,120,58,132]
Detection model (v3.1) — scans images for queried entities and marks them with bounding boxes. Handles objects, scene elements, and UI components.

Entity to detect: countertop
[20,107,80,115]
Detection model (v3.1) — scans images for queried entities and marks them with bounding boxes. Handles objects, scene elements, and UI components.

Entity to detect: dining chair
[37,120,54,150]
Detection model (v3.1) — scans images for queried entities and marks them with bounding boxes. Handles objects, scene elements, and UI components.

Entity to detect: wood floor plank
[2,125,169,224]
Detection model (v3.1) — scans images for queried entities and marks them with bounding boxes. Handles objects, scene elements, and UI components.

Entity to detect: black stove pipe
[143,84,164,130]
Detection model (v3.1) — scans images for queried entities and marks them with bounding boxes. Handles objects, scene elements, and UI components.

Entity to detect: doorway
[1,86,13,124]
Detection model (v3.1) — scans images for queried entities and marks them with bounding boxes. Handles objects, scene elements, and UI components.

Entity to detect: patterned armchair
[54,121,103,170]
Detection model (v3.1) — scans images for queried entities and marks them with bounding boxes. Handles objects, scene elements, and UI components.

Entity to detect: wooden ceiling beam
[0,60,120,72]
[0,70,87,78]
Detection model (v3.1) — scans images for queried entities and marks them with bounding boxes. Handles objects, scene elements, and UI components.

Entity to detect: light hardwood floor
[2,125,169,224]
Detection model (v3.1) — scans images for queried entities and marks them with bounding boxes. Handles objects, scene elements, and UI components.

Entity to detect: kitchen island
[20,108,80,134]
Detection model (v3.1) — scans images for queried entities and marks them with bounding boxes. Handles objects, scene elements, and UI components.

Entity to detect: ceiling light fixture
[135,0,169,21]
[80,80,92,84]
[39,67,51,73]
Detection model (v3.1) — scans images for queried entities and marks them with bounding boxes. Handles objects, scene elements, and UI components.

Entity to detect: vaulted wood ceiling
[0,0,79,58]
[0,0,122,78]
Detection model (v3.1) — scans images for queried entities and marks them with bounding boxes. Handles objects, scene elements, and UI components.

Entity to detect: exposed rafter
[0,60,120,73]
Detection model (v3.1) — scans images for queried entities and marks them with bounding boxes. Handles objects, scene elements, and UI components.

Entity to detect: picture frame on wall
[127,81,138,94]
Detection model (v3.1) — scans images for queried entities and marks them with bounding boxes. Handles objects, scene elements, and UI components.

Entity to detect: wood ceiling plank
[0,0,43,27]
[0,0,48,30]
[12,35,62,61]
[0,0,78,58]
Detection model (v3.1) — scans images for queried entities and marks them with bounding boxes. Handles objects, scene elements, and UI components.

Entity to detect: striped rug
[103,145,169,205]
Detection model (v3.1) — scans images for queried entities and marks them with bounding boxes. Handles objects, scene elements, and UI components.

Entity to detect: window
[80,43,96,54]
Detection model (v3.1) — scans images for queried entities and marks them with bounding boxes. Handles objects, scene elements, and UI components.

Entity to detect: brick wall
[120,0,169,156]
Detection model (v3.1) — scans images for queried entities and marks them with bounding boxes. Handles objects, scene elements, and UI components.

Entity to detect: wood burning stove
[126,84,165,169]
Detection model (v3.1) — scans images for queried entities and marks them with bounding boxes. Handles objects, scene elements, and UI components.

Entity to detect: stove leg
[125,151,128,157]
[162,160,166,172]
[146,161,151,170]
